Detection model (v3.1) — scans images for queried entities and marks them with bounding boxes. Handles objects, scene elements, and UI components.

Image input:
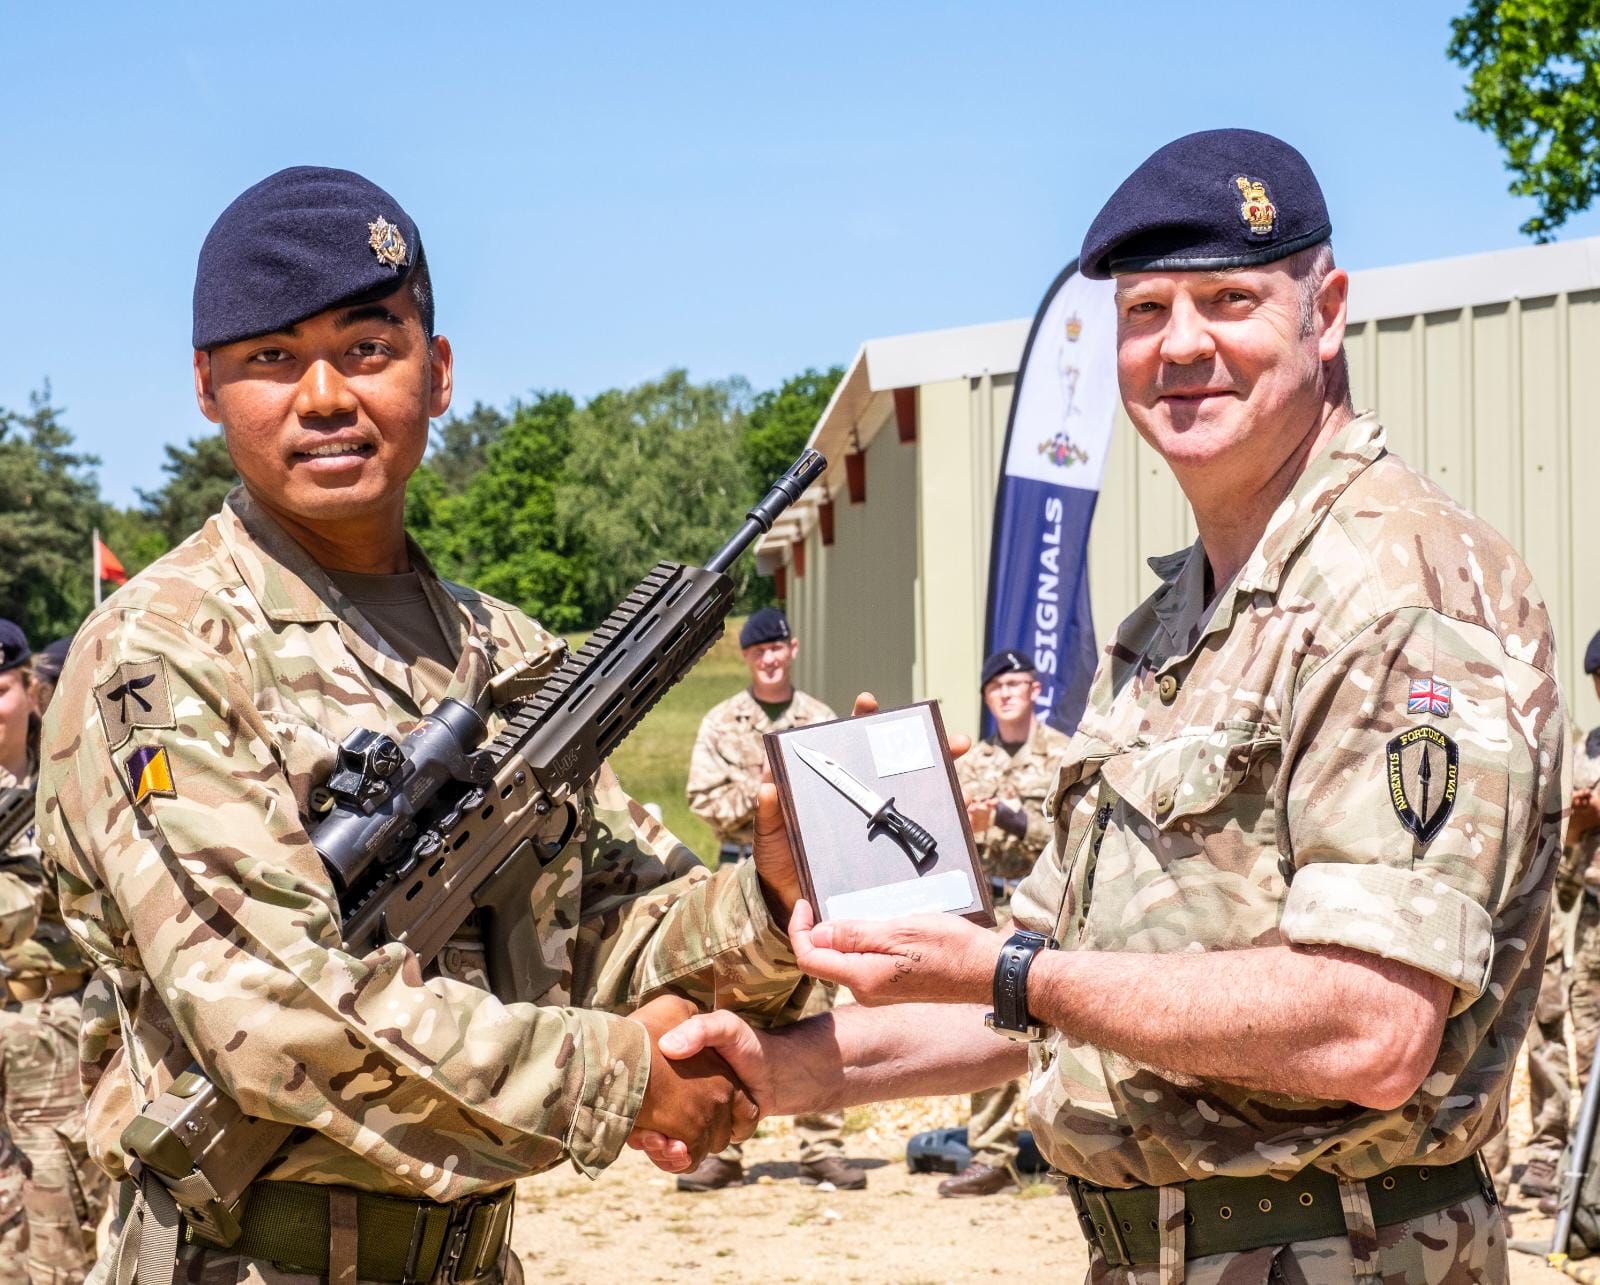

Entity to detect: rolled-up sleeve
[1279,606,1562,1016]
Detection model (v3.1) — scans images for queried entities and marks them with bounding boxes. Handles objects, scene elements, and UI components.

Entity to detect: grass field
[567,617,750,862]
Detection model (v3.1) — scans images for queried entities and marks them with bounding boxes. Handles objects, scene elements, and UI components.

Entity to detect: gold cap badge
[1234,177,1276,237]
[368,216,408,268]
[1065,313,1083,342]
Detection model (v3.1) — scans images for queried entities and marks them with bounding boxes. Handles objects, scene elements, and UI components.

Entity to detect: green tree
[0,386,100,640]
[412,393,586,629]
[427,402,509,494]
[739,366,840,609]
[138,434,239,544]
[742,365,841,490]
[557,371,753,625]
[1448,1,1600,239]
[99,507,169,579]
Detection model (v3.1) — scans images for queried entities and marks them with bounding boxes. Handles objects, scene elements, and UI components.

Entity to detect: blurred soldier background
[682,608,863,1191]
[941,650,1068,1198]
[0,620,105,1283]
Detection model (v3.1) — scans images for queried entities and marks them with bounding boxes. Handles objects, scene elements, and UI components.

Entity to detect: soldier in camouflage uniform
[0,620,107,1285]
[941,650,1069,1198]
[647,130,1566,1284]
[679,608,860,1191]
[36,168,813,1285]
[1524,634,1600,1214]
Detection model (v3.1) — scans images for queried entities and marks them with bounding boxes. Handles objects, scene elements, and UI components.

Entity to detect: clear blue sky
[2,2,1589,507]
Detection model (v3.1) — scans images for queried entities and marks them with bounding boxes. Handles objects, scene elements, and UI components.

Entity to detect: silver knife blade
[792,744,886,818]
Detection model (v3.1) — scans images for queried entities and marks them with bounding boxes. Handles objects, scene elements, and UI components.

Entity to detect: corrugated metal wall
[790,407,919,714]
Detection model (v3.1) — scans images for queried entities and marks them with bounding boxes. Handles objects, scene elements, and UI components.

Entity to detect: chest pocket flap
[1098,721,1280,830]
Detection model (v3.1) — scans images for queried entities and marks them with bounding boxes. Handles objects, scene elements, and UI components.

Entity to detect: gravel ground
[509,1083,1577,1284]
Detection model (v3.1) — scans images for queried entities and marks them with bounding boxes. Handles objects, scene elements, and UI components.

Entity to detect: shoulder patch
[1386,726,1459,843]
[125,745,176,803]
[95,659,175,748]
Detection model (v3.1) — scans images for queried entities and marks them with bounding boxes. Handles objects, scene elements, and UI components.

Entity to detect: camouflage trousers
[0,994,108,1285]
[1085,1191,1506,1284]
[967,902,1023,1167]
[720,981,843,1164]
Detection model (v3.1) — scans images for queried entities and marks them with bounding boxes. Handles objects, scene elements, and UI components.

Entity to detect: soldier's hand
[966,798,997,833]
[789,899,999,1006]
[754,693,971,920]
[629,993,759,1170]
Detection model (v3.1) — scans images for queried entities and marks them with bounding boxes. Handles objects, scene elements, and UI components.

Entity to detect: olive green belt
[184,1180,514,1283]
[1066,1155,1491,1267]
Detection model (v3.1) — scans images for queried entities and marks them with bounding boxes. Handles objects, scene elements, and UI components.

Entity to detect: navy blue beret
[194,166,421,349]
[981,649,1036,689]
[0,621,29,675]
[1080,129,1331,280]
[1585,630,1600,676]
[739,608,792,649]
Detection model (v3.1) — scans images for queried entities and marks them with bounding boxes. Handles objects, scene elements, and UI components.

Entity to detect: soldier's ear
[194,351,221,424]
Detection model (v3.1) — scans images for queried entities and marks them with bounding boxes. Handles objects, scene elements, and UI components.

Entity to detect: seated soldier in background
[682,607,863,1191]
[942,649,1069,1198]
[0,620,106,1284]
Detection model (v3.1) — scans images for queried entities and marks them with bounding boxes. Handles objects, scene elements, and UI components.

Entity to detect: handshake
[624,991,777,1173]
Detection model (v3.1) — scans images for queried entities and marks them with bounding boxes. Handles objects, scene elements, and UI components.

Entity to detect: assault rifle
[122,449,826,1247]
[0,787,33,856]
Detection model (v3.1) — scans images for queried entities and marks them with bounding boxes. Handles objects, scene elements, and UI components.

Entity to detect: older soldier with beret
[941,649,1070,1198]
[36,167,815,1285]
[680,607,862,1191]
[0,621,106,1285]
[648,129,1565,1283]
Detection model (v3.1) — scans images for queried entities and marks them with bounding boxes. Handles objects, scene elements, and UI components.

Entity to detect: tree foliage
[1449,1,1600,240]
[426,402,508,494]
[557,371,755,622]
[138,434,239,545]
[0,387,101,639]
[742,366,841,492]
[409,393,584,629]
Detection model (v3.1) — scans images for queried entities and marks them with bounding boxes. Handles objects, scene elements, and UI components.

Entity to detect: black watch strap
[987,929,1053,1038]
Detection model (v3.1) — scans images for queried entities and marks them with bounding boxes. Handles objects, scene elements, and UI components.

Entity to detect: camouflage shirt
[1012,412,1565,1188]
[0,759,81,980]
[955,718,1073,882]
[37,489,806,1200]
[686,688,837,846]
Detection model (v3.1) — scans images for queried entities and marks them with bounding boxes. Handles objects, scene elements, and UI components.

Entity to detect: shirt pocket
[1097,719,1281,834]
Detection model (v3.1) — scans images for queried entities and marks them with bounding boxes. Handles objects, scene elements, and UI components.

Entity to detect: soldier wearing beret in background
[0,621,105,1285]
[644,129,1565,1283]
[36,167,820,1285]
[681,607,863,1191]
[27,637,72,723]
[940,649,1069,1198]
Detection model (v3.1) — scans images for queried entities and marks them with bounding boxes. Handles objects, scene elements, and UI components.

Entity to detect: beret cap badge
[368,216,408,269]
[1234,176,1276,237]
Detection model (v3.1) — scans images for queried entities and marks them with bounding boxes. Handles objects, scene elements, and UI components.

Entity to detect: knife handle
[872,798,938,866]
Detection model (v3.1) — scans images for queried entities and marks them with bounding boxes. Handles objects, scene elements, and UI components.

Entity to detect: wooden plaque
[766,701,993,926]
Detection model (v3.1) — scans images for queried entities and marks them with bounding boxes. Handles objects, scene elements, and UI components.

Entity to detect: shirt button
[1157,675,1179,704]
[1154,791,1174,816]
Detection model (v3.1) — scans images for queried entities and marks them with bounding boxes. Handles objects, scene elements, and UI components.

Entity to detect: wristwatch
[983,929,1055,1041]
